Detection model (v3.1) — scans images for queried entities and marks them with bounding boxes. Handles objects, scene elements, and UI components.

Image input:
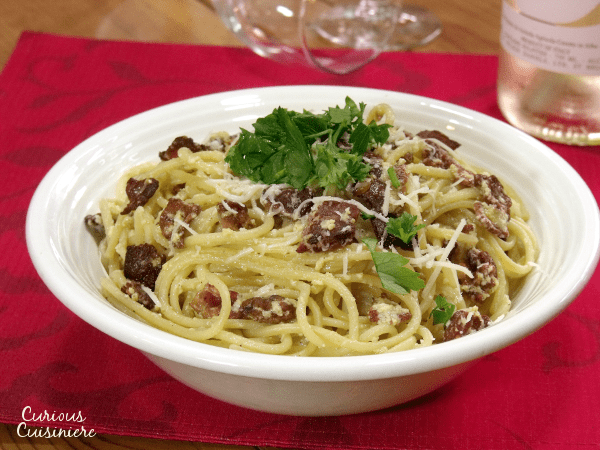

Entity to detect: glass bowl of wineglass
[212,0,404,74]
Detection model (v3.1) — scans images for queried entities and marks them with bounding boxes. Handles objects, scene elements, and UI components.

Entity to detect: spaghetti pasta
[86,100,538,356]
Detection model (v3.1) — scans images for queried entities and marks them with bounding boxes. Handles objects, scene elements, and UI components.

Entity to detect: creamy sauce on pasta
[86,103,538,356]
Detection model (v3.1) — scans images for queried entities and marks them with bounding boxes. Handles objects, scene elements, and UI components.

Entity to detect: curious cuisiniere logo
[17,406,96,438]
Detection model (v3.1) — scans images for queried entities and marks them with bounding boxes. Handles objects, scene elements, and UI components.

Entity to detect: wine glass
[309,2,441,52]
[385,4,442,50]
[212,0,403,74]
[96,0,440,74]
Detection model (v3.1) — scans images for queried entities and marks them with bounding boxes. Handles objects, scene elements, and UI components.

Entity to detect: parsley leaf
[276,108,315,189]
[430,295,456,325]
[225,129,278,183]
[224,97,391,191]
[348,122,372,156]
[387,166,401,188]
[288,110,330,142]
[363,238,425,295]
[369,119,392,144]
[328,98,359,124]
[361,212,376,220]
[349,105,391,156]
[386,212,426,244]
[313,144,372,190]
[225,108,314,189]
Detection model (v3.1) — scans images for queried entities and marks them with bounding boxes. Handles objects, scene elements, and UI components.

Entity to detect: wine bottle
[497,0,600,146]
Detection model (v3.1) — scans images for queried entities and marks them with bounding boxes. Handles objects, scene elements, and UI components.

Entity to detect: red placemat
[1,31,599,449]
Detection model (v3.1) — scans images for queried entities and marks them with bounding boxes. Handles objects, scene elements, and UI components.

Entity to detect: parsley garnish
[225,97,391,190]
[360,212,376,220]
[430,295,456,325]
[226,99,431,298]
[386,212,425,244]
[363,238,425,295]
[387,166,402,188]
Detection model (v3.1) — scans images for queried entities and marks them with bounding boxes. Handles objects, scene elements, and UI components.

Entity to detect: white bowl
[26,86,600,416]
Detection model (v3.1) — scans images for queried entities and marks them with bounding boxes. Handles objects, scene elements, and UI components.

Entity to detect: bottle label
[500,0,600,76]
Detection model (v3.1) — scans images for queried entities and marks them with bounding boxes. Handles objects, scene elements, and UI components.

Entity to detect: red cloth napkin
[1,31,599,449]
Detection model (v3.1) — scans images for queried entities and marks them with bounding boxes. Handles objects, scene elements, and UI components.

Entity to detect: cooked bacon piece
[402,152,414,164]
[443,308,491,342]
[421,138,513,240]
[368,301,412,326]
[474,201,510,240]
[418,131,463,170]
[265,186,322,217]
[84,213,105,244]
[353,158,406,201]
[171,183,186,195]
[471,174,512,239]
[422,140,512,239]
[449,244,498,304]
[448,169,513,238]
[123,244,165,290]
[157,136,206,161]
[421,141,455,169]
[363,152,384,178]
[478,174,512,216]
[450,164,477,187]
[236,295,296,324]
[159,136,204,160]
[121,177,159,215]
[159,134,236,160]
[352,177,386,213]
[297,201,361,253]
[462,223,475,233]
[217,200,252,230]
[191,285,296,324]
[121,280,155,310]
[159,198,201,248]
[369,217,387,242]
[353,160,411,249]
[392,163,409,193]
[417,129,461,150]
[190,284,239,319]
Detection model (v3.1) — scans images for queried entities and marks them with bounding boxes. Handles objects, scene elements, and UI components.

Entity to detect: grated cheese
[390,178,432,210]
[254,283,277,297]
[421,218,467,302]
[294,196,388,223]
[205,177,267,204]
[382,180,391,216]
[173,217,198,235]
[140,285,161,309]
[408,244,473,276]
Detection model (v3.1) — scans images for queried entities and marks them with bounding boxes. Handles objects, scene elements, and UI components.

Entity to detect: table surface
[0,0,502,448]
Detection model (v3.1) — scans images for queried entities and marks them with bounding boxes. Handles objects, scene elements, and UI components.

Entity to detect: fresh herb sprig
[361,213,426,294]
[430,295,456,325]
[387,166,402,188]
[224,97,391,190]
[386,212,426,244]
[363,238,425,295]
[226,98,434,299]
